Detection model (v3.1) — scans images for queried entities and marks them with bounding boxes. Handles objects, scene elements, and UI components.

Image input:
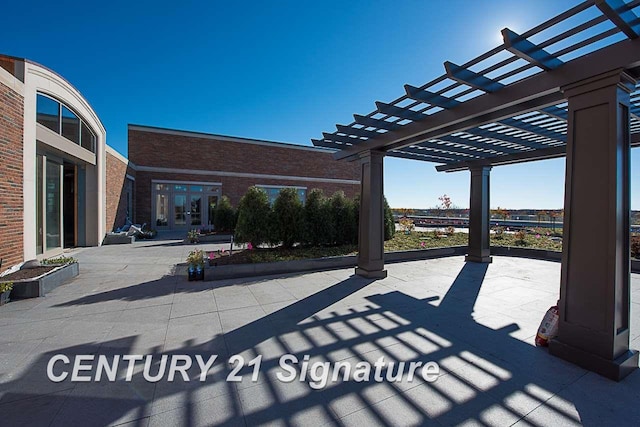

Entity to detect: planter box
[10,263,79,299]
[0,290,9,306]
[184,234,233,244]
[103,234,135,245]
[491,246,562,262]
[177,246,468,281]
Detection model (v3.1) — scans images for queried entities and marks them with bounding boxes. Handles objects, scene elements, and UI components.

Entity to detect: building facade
[0,55,106,266]
[127,125,360,231]
[0,54,361,268]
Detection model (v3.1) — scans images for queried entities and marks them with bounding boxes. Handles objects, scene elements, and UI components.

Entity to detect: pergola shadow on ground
[1,253,639,426]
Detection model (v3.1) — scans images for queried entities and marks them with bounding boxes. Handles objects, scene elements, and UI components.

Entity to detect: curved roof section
[0,53,106,134]
[313,0,640,172]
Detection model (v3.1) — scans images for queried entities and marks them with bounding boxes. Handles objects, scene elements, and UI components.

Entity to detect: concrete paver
[0,237,638,426]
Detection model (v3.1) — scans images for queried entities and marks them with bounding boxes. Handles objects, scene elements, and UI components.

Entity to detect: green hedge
[234,187,271,245]
[234,186,394,248]
[213,195,236,232]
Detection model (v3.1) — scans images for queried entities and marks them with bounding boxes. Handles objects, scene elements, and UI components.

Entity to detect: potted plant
[186,249,205,281]
[187,229,200,244]
[0,282,13,306]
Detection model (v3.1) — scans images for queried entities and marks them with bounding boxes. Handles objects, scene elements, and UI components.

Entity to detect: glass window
[80,121,96,152]
[155,194,168,227]
[174,185,188,192]
[260,186,307,205]
[190,185,203,192]
[155,184,169,191]
[45,160,61,249]
[36,93,98,152]
[61,105,80,144]
[36,94,60,133]
[36,155,43,254]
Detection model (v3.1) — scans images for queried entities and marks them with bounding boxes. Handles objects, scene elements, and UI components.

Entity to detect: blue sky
[3,0,638,209]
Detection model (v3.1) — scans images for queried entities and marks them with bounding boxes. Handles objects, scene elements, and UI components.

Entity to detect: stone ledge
[9,263,79,299]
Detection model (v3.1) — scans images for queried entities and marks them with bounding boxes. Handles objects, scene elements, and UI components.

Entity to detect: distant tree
[537,210,548,225]
[491,207,509,220]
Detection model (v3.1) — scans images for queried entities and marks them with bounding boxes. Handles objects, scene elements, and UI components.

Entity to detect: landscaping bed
[1,266,57,281]
[1,257,79,300]
[201,231,564,266]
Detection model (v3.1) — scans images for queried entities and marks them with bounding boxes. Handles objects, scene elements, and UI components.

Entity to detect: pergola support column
[466,166,492,263]
[549,69,638,381]
[355,150,387,279]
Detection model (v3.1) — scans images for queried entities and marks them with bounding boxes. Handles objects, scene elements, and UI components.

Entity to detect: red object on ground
[535,306,559,347]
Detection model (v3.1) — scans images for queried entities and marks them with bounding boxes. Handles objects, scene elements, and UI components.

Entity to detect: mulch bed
[1,266,57,281]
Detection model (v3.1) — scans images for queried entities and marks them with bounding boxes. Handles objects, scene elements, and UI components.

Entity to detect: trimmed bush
[330,191,357,245]
[272,188,304,248]
[632,235,640,259]
[213,196,236,232]
[304,189,333,246]
[235,186,272,246]
[384,196,395,241]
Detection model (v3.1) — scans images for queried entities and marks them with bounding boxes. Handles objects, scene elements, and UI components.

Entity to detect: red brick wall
[135,171,359,226]
[0,81,24,267]
[105,151,136,232]
[129,129,359,180]
[129,128,360,225]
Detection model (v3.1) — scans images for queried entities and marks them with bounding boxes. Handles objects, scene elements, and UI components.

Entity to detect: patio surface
[0,237,639,426]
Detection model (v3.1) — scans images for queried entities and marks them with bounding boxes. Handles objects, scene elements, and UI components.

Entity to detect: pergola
[313,0,640,380]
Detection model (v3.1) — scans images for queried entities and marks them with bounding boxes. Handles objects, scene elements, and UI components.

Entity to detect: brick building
[0,53,360,268]
[126,125,360,231]
[0,54,106,266]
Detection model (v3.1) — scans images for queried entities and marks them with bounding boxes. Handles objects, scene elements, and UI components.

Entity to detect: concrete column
[466,166,492,263]
[355,150,387,279]
[549,70,638,381]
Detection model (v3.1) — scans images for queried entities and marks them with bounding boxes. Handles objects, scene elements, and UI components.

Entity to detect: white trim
[126,174,136,181]
[151,179,222,186]
[137,165,360,185]
[128,124,336,154]
[0,66,24,95]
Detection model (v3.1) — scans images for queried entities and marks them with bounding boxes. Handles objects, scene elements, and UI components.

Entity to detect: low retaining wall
[176,246,639,281]
[177,246,468,281]
[10,263,80,299]
[491,246,562,262]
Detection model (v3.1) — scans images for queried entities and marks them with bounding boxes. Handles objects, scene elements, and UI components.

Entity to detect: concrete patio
[0,238,639,426]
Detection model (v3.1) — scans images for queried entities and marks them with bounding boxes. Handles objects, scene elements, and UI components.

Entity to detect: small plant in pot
[186,250,205,281]
[187,229,200,244]
[0,282,13,306]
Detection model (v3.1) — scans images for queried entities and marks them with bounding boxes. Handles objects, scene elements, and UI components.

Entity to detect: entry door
[173,194,188,228]
[189,194,203,227]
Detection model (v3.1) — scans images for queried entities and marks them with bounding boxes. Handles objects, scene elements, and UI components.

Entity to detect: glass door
[45,160,62,250]
[190,195,202,227]
[174,194,187,228]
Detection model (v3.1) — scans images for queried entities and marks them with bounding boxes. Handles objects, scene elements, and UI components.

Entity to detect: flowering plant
[0,282,13,293]
[186,249,205,267]
[399,217,415,234]
[187,229,200,244]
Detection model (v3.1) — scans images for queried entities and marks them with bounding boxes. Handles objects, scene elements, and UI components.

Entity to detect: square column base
[549,339,639,381]
[355,267,387,279]
[465,255,492,263]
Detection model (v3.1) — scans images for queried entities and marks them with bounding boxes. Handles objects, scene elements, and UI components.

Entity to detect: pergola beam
[596,0,640,39]
[502,28,564,70]
[436,132,640,172]
[444,62,505,92]
[334,37,640,161]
